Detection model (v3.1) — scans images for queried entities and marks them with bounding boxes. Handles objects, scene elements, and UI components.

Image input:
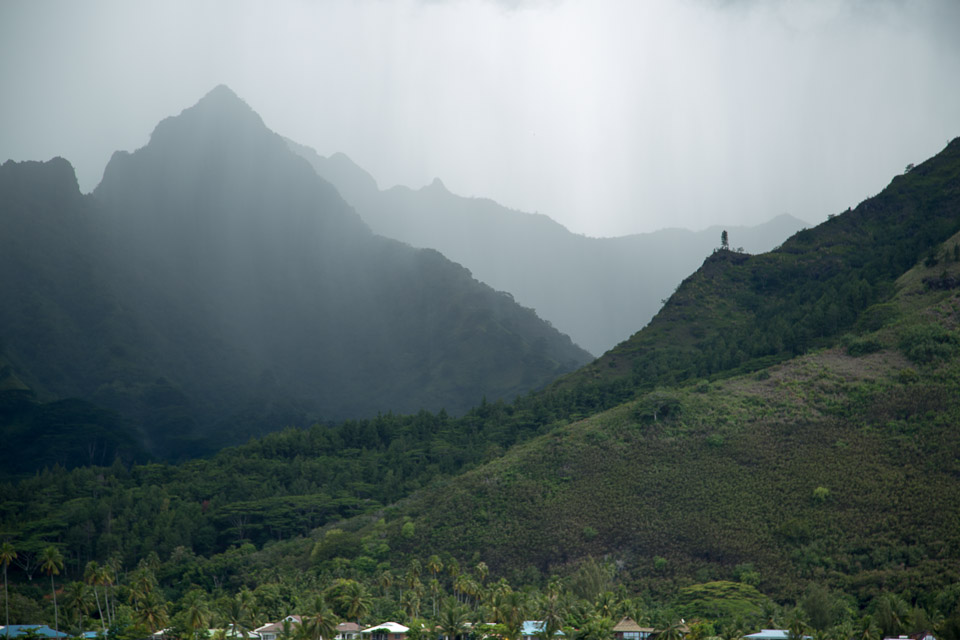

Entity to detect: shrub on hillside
[898,324,960,364]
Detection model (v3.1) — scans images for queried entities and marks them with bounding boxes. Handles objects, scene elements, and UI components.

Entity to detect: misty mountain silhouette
[288,140,808,355]
[0,86,592,461]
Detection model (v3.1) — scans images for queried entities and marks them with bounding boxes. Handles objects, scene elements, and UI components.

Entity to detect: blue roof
[521,622,564,638]
[0,626,69,639]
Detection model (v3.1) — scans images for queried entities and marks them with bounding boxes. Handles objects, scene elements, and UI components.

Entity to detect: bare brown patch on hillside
[716,348,908,423]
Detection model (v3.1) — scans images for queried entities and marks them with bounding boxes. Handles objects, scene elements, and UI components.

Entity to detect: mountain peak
[426,177,448,192]
[144,85,267,151]
[202,83,241,102]
[190,84,259,119]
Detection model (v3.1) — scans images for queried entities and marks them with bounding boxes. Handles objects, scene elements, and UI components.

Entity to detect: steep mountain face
[288,140,807,356]
[0,86,591,461]
[0,158,148,471]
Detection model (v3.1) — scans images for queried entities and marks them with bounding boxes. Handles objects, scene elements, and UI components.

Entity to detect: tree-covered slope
[0,86,591,462]
[380,224,960,603]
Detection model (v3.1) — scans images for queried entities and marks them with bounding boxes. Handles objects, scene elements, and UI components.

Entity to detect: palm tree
[457,576,479,608]
[339,581,372,625]
[62,582,91,635]
[183,589,212,640]
[40,546,64,638]
[98,561,116,628]
[376,570,394,599]
[301,595,340,640]
[220,591,256,639]
[580,613,615,640]
[408,560,422,583]
[594,591,620,620]
[438,599,468,640]
[475,562,489,588]
[280,618,298,640]
[427,556,444,582]
[494,590,526,640]
[84,561,107,634]
[829,621,854,640]
[873,594,908,638]
[1,541,16,638]
[401,589,421,620]
[855,615,880,640]
[787,612,809,640]
[429,579,442,618]
[135,589,169,634]
[657,620,687,640]
[538,589,567,640]
[761,602,782,630]
[720,620,744,640]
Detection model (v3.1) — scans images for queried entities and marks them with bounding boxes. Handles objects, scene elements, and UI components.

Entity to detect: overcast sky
[2,0,959,237]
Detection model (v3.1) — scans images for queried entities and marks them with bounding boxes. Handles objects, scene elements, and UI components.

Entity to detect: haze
[2,0,959,237]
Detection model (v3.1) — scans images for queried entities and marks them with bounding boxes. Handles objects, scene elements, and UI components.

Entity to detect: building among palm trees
[521,621,565,640]
[336,623,361,640]
[361,622,408,640]
[613,618,654,640]
[255,617,303,640]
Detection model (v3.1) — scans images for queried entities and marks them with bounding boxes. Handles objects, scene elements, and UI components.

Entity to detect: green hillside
[396,248,960,601]
[3,136,960,638]
[370,140,960,602]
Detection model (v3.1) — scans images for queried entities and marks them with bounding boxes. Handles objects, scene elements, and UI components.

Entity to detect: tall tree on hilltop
[1,542,16,638]
[40,546,64,639]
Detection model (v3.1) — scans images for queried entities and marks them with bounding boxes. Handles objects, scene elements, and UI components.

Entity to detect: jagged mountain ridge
[0,86,592,461]
[288,139,808,356]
